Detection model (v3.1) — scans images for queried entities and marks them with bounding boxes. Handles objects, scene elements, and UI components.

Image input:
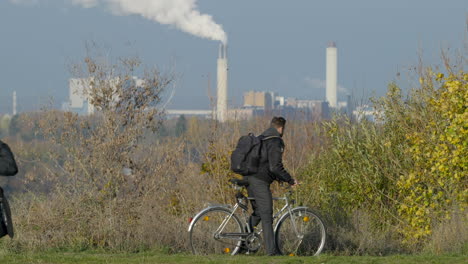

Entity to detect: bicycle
[188,178,326,256]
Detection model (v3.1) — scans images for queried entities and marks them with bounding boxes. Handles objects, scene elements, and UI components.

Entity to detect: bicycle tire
[275,207,326,256]
[189,206,244,255]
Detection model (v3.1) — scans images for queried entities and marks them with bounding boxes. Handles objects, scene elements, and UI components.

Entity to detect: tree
[37,53,172,197]
[0,115,11,137]
[175,115,187,137]
[157,122,169,138]
[397,70,468,245]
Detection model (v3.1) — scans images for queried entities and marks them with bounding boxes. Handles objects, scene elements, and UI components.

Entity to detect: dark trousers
[246,176,278,255]
[0,187,7,238]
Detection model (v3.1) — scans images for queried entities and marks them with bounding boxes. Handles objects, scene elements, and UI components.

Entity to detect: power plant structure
[12,91,17,116]
[216,44,228,122]
[326,41,337,108]
[165,41,353,121]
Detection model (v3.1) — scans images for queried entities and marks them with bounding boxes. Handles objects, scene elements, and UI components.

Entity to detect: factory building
[63,77,138,115]
[65,78,95,115]
[243,91,274,110]
[229,91,330,121]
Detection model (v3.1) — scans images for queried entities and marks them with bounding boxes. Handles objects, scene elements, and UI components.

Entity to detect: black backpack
[230,133,263,176]
[0,141,18,177]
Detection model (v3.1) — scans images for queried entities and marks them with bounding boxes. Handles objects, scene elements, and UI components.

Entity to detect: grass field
[0,252,466,264]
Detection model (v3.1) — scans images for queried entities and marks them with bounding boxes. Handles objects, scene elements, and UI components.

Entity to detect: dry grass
[424,209,468,255]
[4,115,465,255]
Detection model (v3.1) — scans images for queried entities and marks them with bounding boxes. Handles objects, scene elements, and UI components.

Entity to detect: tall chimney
[326,41,337,108]
[13,91,17,116]
[216,44,228,122]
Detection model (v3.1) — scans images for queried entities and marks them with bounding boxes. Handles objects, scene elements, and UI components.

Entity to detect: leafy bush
[297,68,467,253]
[397,70,467,245]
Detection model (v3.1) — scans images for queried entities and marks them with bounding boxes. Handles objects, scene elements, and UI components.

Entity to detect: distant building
[241,90,331,120]
[65,78,95,115]
[243,91,273,110]
[282,98,329,118]
[63,77,141,115]
[285,97,298,108]
[310,101,330,119]
[335,95,355,117]
[227,108,255,120]
[337,101,348,110]
[346,94,353,117]
[166,109,213,119]
[353,105,379,122]
[275,96,285,108]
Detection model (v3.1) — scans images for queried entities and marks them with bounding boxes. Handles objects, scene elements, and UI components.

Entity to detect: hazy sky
[0,0,466,113]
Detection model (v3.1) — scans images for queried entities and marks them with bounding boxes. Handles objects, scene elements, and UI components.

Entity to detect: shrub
[397,70,468,245]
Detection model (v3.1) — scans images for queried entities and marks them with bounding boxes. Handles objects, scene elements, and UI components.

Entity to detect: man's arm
[0,141,18,176]
[267,138,295,184]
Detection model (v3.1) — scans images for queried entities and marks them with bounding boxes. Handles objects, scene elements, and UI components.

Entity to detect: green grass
[0,252,466,264]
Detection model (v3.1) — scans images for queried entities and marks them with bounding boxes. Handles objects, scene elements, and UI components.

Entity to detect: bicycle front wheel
[189,207,244,255]
[275,207,326,256]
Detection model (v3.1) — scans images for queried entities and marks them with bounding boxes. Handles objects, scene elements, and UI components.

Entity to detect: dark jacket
[253,127,294,184]
[0,140,18,177]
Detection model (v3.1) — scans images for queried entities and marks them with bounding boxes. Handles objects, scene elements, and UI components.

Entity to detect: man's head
[271,116,286,136]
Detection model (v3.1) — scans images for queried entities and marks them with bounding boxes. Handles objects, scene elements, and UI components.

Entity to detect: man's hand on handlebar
[290,179,300,187]
[283,178,299,187]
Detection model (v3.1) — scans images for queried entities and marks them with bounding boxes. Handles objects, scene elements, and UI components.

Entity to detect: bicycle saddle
[229,178,249,187]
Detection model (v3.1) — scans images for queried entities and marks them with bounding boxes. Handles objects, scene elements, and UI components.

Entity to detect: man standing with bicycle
[191,117,325,256]
[246,116,297,256]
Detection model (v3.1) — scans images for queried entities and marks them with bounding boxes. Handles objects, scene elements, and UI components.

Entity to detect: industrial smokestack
[326,42,337,108]
[12,91,17,116]
[216,43,228,122]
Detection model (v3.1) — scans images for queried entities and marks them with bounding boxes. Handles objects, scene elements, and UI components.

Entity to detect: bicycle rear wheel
[189,207,244,255]
[275,207,326,256]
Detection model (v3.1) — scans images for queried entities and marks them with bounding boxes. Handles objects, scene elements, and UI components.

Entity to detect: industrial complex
[3,41,358,121]
[166,41,354,121]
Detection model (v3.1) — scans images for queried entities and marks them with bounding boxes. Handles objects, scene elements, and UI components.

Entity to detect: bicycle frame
[213,203,245,239]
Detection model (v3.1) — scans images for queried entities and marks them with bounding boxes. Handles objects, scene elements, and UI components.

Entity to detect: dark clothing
[0,186,13,239]
[246,176,276,255]
[0,140,17,239]
[246,127,294,255]
[0,140,18,177]
[0,187,7,238]
[255,127,293,184]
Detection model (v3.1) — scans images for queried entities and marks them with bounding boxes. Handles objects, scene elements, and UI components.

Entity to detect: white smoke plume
[10,0,228,44]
